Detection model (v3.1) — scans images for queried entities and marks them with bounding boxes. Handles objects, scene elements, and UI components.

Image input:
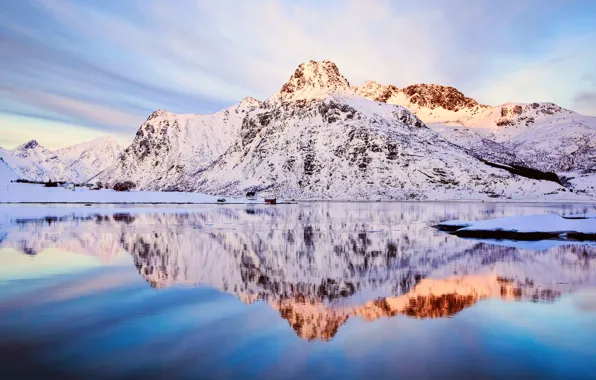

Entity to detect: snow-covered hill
[0,137,123,183]
[356,82,596,173]
[56,136,123,182]
[95,98,261,190]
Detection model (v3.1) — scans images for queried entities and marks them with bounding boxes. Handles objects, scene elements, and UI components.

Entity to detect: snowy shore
[0,182,255,204]
[436,213,596,240]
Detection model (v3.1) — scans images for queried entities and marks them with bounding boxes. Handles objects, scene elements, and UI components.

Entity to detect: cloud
[0,87,143,131]
[0,112,129,150]
[573,91,596,116]
[0,0,595,149]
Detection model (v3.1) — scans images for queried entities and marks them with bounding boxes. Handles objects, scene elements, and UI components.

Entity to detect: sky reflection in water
[0,202,595,379]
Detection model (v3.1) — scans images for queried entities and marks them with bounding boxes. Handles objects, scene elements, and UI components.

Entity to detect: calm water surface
[1,202,596,379]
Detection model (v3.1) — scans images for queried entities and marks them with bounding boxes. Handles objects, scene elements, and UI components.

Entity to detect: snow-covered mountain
[0,137,122,183]
[0,140,76,182]
[93,60,572,199]
[193,61,563,199]
[56,136,123,182]
[95,98,261,190]
[356,81,596,173]
[7,60,594,198]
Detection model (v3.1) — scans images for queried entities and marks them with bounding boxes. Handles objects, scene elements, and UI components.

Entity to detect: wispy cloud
[574,91,596,116]
[0,0,595,148]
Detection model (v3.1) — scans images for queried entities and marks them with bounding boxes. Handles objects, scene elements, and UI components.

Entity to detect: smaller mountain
[356,81,488,124]
[96,97,262,190]
[56,136,123,182]
[0,140,74,182]
[0,137,124,183]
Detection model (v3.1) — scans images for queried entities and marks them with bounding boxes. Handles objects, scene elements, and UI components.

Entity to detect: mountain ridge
[3,59,595,198]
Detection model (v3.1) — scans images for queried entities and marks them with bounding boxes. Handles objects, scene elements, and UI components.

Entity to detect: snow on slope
[0,157,18,184]
[193,61,565,200]
[1,140,77,182]
[357,82,596,174]
[95,97,262,190]
[0,137,124,183]
[56,136,123,181]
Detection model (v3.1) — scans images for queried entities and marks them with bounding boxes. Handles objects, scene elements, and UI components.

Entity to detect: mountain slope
[56,136,123,182]
[95,97,261,190]
[0,157,19,184]
[356,82,596,173]
[6,140,76,182]
[0,138,124,183]
[193,61,563,199]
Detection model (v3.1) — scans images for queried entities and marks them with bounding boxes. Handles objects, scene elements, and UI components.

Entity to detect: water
[1,202,596,379]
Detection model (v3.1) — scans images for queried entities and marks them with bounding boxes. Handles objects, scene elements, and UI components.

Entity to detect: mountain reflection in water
[2,202,596,341]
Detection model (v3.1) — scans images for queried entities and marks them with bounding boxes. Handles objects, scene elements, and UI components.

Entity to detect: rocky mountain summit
[95,60,572,200]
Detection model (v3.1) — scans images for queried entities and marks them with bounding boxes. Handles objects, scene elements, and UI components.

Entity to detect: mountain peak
[239,96,262,108]
[12,139,46,156]
[356,81,400,103]
[88,136,120,146]
[21,140,39,150]
[274,60,354,101]
[401,84,485,111]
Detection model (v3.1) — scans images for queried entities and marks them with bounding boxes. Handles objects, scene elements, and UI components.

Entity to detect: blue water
[0,202,595,379]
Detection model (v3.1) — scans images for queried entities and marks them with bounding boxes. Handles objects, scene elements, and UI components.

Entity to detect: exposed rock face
[275,60,355,101]
[401,84,485,111]
[95,98,261,190]
[357,79,596,175]
[357,81,400,103]
[356,81,487,112]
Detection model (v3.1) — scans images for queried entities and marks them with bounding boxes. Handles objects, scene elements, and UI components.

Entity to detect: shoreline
[2,199,596,205]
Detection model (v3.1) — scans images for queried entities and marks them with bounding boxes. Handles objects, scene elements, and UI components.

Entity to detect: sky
[1,0,595,149]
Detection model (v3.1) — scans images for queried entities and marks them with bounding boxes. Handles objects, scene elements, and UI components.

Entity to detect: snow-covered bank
[1,181,595,204]
[0,182,254,204]
[436,214,596,240]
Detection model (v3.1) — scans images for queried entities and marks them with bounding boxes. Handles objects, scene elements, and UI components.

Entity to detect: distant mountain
[0,157,18,184]
[2,139,76,182]
[56,136,123,182]
[0,137,122,183]
[356,82,596,173]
